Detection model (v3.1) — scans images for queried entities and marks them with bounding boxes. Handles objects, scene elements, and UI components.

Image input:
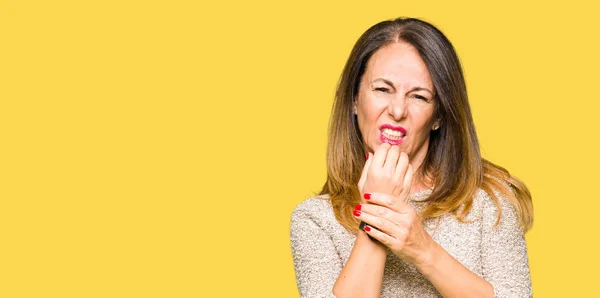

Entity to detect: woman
[290,17,534,297]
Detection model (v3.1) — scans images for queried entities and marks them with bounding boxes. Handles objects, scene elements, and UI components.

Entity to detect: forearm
[333,231,387,298]
[417,242,493,298]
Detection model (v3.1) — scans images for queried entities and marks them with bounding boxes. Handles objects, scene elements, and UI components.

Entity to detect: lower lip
[380,131,405,145]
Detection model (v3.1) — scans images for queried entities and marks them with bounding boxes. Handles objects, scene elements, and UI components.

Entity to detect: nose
[387,94,408,121]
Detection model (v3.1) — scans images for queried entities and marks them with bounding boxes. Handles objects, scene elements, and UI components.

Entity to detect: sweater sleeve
[290,199,342,298]
[480,191,533,298]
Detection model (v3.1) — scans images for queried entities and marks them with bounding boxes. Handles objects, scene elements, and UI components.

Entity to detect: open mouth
[379,125,406,145]
[381,128,404,140]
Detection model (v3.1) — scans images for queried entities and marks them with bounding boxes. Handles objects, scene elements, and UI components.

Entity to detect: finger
[358,152,374,193]
[394,151,410,183]
[400,164,414,203]
[363,192,410,214]
[362,224,397,247]
[353,208,400,237]
[371,142,391,170]
[383,145,400,172]
[356,203,403,226]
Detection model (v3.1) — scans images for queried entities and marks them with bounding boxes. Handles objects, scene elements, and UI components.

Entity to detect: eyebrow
[372,78,434,96]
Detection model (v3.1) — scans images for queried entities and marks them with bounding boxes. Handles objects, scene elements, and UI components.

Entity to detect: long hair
[319,17,533,234]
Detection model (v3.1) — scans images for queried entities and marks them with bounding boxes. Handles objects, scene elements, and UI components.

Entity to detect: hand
[353,192,437,267]
[358,143,412,202]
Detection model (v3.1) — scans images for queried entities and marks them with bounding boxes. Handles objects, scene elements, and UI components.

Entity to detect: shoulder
[473,187,515,213]
[472,187,523,233]
[289,194,348,242]
[290,194,333,223]
[289,193,353,238]
[472,187,506,206]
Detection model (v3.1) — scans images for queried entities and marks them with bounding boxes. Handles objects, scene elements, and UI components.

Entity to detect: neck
[410,175,434,194]
[408,147,434,194]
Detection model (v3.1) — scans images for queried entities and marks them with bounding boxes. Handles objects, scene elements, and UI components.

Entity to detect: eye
[412,94,430,101]
[374,87,390,93]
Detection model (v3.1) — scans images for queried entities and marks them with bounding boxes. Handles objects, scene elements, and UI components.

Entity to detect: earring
[432,124,440,130]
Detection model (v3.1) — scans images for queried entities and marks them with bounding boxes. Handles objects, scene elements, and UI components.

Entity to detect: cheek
[357,103,379,132]
[411,109,436,137]
[355,107,373,141]
[360,97,386,120]
[356,114,371,138]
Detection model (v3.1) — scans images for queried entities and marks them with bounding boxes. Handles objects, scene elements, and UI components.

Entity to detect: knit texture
[289,188,532,297]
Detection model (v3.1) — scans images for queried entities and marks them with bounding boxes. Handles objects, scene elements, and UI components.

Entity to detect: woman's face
[353,41,439,163]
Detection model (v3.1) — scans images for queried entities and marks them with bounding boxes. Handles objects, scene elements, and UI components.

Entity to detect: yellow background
[1,0,598,297]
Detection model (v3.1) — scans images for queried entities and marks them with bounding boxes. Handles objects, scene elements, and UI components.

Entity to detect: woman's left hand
[353,192,437,267]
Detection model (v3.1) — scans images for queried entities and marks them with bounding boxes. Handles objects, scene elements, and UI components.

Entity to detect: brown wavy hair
[319,17,533,234]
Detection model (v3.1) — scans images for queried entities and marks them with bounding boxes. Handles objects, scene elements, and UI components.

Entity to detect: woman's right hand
[358,143,413,203]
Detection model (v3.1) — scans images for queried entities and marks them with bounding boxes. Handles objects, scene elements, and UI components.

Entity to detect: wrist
[357,229,387,251]
[415,240,441,277]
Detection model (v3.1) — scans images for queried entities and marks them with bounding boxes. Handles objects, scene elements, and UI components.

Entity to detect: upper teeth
[382,128,404,137]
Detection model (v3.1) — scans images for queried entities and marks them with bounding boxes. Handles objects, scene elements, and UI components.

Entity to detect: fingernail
[353,210,361,217]
[366,153,369,160]
[355,204,361,211]
[363,193,371,200]
[365,226,371,232]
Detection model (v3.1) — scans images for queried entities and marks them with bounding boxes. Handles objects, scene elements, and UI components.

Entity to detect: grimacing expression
[353,41,440,162]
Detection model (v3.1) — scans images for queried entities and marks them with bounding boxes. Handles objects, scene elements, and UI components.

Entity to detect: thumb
[358,152,373,194]
[400,164,414,203]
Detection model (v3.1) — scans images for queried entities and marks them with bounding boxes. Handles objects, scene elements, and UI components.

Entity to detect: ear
[432,119,441,130]
[352,99,358,115]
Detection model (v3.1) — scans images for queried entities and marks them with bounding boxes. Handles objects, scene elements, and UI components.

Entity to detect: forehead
[364,41,433,89]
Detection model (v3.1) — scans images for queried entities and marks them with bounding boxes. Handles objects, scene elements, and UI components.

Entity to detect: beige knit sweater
[289,188,532,297]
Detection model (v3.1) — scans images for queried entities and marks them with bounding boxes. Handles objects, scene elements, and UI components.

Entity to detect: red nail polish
[353,210,361,217]
[355,204,361,211]
[364,193,371,200]
[366,153,369,160]
[365,226,371,232]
